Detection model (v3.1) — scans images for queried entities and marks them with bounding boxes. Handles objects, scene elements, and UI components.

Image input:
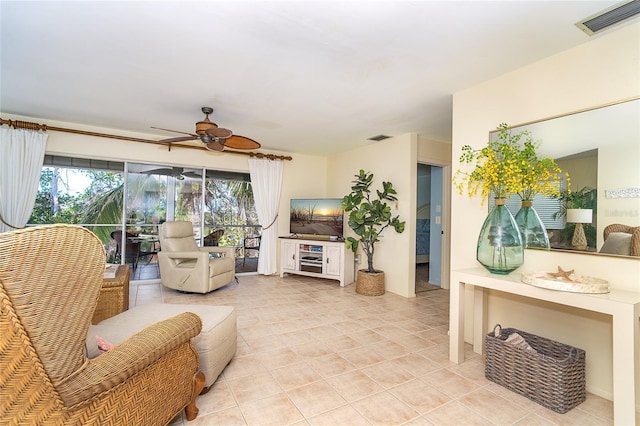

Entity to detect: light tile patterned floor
[130,274,614,426]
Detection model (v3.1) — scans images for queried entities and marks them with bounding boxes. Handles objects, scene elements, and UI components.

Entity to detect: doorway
[416,163,444,293]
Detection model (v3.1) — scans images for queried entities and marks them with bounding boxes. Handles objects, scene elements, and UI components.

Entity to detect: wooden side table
[92,265,130,324]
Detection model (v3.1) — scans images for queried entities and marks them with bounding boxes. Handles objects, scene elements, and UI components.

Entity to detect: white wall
[1,113,328,256]
[452,21,640,409]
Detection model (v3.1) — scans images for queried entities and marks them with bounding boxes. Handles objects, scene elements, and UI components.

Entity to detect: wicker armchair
[602,223,640,256]
[0,224,205,425]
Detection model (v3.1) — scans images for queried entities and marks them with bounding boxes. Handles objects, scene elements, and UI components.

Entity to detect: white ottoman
[88,303,236,389]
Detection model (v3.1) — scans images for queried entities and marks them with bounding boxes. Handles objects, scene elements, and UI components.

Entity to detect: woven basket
[355,270,385,296]
[485,324,586,413]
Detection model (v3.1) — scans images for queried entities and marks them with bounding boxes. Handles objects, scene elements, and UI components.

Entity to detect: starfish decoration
[547,266,575,282]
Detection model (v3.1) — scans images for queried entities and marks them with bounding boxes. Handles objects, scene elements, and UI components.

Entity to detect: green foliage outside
[30,168,123,230]
[29,166,258,253]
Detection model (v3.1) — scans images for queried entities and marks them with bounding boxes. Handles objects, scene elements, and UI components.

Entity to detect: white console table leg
[612,304,639,425]
[473,286,486,355]
[449,275,465,363]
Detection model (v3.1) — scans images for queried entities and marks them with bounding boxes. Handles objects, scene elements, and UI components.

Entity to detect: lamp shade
[567,208,592,224]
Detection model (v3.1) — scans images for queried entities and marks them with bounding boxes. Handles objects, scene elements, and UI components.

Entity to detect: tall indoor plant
[342,170,405,295]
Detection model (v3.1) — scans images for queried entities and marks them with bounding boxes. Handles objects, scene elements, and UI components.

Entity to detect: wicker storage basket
[355,269,385,296]
[485,324,586,413]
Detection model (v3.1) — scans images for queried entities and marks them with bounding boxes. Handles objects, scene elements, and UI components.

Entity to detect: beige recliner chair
[158,221,236,293]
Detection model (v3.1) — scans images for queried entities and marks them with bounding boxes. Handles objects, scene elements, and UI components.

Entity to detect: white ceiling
[0,1,630,157]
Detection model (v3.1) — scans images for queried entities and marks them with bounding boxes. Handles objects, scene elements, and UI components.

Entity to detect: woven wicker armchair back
[0,224,205,424]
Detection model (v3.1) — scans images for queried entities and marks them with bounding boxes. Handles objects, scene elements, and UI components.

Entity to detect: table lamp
[567,208,592,249]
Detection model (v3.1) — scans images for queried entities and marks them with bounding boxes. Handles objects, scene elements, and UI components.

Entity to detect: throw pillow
[599,232,632,256]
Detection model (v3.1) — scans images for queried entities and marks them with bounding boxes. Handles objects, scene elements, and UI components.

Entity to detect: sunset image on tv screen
[290,199,344,236]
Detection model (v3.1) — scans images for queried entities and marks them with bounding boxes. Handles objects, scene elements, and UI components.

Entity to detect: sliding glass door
[30,157,260,280]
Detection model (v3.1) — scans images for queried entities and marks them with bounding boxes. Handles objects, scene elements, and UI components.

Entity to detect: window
[489,178,567,230]
[30,156,260,277]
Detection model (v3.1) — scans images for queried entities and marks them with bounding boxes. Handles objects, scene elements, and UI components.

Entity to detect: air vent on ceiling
[576,0,640,36]
[367,134,391,141]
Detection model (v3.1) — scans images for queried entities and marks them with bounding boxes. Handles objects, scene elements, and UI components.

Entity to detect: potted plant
[503,124,568,249]
[341,170,405,295]
[454,123,525,273]
[454,123,570,272]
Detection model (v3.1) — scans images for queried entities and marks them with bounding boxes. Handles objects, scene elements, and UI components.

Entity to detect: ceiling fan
[152,107,261,152]
[140,167,201,180]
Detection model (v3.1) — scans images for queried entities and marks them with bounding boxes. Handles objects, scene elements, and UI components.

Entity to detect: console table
[449,268,640,425]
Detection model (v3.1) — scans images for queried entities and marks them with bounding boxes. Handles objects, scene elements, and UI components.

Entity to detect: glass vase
[515,201,550,249]
[476,199,524,274]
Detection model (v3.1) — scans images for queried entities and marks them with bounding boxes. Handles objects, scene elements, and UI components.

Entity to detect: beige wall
[452,21,640,408]
[598,137,640,243]
[417,136,451,165]
[556,155,597,194]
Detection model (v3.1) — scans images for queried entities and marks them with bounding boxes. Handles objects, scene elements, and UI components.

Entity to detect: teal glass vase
[476,199,524,274]
[515,201,550,249]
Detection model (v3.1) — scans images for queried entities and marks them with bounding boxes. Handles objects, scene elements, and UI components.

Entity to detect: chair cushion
[162,236,199,252]
[162,221,194,238]
[88,303,237,387]
[210,256,235,276]
[161,221,198,252]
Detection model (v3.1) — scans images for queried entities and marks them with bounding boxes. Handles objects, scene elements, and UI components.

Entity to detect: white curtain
[0,127,48,233]
[248,158,284,275]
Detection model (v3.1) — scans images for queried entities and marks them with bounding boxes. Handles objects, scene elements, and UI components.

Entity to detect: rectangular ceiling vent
[576,0,640,36]
[367,134,391,141]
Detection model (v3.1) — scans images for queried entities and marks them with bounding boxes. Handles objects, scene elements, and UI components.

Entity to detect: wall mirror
[490,97,639,258]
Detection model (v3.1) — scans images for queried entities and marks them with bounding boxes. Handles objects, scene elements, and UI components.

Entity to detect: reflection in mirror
[490,98,639,258]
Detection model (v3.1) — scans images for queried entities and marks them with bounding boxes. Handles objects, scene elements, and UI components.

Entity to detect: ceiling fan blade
[224,135,261,150]
[205,127,233,138]
[158,135,198,143]
[205,141,225,152]
[151,126,198,137]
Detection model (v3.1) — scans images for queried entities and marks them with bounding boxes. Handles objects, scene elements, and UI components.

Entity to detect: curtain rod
[0,117,293,161]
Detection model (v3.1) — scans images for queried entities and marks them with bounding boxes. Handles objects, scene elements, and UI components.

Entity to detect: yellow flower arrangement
[454,123,569,203]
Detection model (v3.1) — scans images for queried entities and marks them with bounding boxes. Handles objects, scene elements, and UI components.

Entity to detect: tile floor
[130,274,614,426]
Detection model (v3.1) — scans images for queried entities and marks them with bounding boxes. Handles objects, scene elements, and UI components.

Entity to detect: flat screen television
[289,198,344,238]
